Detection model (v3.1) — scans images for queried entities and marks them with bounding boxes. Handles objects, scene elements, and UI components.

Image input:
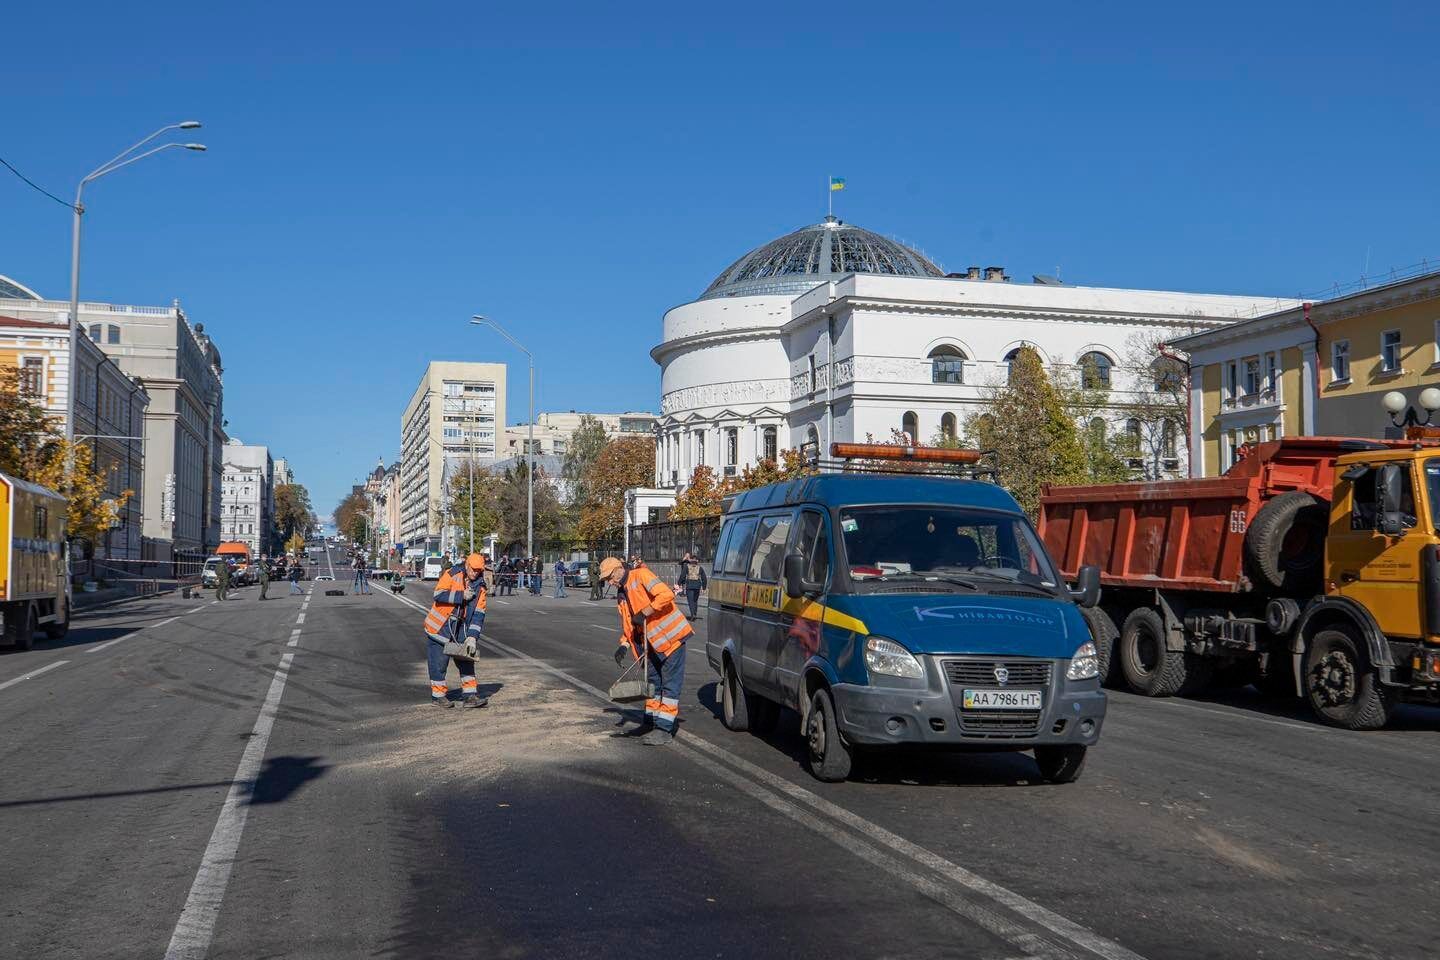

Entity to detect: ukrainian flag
[830,177,846,192]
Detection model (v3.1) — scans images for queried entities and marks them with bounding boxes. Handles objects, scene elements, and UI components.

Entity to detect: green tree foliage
[492,461,567,549]
[562,414,610,510]
[274,483,315,541]
[447,458,501,556]
[0,367,53,478]
[963,345,1088,517]
[671,450,816,520]
[333,490,369,544]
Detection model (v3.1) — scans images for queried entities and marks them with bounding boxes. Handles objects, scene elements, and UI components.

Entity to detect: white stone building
[220,440,274,556]
[501,411,657,458]
[652,217,1301,488]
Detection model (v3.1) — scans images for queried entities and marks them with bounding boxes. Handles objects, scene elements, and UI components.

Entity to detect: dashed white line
[296,613,306,625]
[0,660,70,691]
[85,614,182,654]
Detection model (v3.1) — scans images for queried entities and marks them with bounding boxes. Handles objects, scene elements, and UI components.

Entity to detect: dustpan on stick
[609,638,653,703]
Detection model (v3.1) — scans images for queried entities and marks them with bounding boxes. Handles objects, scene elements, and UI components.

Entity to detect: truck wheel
[721,658,750,732]
[1303,626,1394,730]
[1119,607,1190,696]
[805,687,853,782]
[1079,607,1121,687]
[1245,491,1328,596]
[1034,745,1087,784]
[4,603,37,651]
[44,614,69,641]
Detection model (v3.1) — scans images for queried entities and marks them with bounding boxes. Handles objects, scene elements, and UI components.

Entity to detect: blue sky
[3,1,1435,513]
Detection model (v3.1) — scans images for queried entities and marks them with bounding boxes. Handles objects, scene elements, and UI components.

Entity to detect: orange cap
[466,552,486,573]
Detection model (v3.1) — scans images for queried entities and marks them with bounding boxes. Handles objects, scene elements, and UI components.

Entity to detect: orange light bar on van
[1404,426,1440,441]
[830,442,983,464]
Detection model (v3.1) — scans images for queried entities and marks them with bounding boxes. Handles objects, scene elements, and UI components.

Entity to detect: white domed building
[652,216,1300,490]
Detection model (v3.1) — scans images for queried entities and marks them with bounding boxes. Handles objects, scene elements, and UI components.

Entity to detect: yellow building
[1176,269,1440,476]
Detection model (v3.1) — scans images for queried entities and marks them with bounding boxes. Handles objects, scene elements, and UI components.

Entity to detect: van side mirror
[1378,463,1405,536]
[1070,564,1101,608]
[784,553,814,598]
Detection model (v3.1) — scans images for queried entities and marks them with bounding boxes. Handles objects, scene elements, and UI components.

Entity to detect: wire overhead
[0,154,74,209]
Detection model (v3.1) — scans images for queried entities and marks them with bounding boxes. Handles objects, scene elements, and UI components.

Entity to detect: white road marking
[588,624,611,632]
[495,599,511,605]
[296,613,306,625]
[85,615,181,654]
[376,587,1141,960]
[0,660,70,691]
[163,647,299,960]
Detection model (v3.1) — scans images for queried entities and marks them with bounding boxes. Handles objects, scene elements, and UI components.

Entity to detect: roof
[0,315,64,330]
[725,473,1024,516]
[0,275,41,300]
[701,217,943,300]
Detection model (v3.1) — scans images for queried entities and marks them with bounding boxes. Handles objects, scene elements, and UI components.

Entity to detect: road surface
[2,545,1436,959]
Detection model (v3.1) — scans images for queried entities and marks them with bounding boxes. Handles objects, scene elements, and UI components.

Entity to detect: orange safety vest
[617,567,691,659]
[424,564,487,639]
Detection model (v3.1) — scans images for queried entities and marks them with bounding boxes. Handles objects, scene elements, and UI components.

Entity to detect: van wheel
[1079,607,1121,688]
[4,603,37,651]
[805,687,852,782]
[1119,608,1185,696]
[1034,745,1087,784]
[720,659,750,732]
[1304,626,1394,730]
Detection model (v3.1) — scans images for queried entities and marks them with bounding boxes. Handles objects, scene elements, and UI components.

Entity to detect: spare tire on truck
[1244,491,1328,596]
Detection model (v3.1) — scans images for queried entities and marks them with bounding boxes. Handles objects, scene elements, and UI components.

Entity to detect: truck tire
[1079,607,1121,688]
[1119,607,1199,696]
[805,687,853,782]
[720,658,749,732]
[1245,491,1328,596]
[4,603,37,651]
[1303,626,1394,730]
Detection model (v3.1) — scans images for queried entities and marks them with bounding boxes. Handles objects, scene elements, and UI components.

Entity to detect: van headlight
[1066,641,1099,681]
[864,637,924,679]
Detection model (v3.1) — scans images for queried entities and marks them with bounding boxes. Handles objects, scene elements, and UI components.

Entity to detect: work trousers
[684,585,701,620]
[259,580,269,600]
[216,582,228,601]
[426,634,478,700]
[644,642,686,732]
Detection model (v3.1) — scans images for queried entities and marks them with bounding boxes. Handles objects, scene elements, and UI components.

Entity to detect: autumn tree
[964,345,1087,517]
[670,465,725,520]
[492,461,568,549]
[333,490,370,544]
[0,367,53,479]
[447,457,500,555]
[26,440,132,545]
[1117,330,1191,479]
[562,414,610,510]
[274,483,315,542]
[577,435,655,540]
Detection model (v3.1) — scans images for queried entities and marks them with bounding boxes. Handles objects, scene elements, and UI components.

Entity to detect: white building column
[1299,344,1317,435]
[1188,362,1206,478]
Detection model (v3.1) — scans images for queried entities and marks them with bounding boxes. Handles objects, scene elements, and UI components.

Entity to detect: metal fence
[623,515,724,564]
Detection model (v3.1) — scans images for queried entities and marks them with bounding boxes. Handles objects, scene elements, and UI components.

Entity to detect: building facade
[1176,269,1440,476]
[398,361,507,547]
[2,289,226,569]
[501,411,657,458]
[221,440,274,555]
[652,217,1299,489]
[272,458,294,487]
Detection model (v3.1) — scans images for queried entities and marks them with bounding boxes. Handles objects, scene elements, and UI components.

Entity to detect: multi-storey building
[500,411,657,458]
[272,458,294,487]
[221,440,274,555]
[398,361,506,548]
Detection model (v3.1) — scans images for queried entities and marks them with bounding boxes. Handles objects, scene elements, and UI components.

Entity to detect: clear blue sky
[3,1,1435,513]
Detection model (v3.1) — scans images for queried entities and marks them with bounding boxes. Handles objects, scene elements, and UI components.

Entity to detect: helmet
[597,557,624,582]
[466,552,486,573]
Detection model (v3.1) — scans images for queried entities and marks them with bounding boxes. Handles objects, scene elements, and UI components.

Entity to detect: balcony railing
[1221,387,1277,410]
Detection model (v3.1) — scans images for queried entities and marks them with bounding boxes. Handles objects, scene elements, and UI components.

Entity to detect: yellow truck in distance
[1,470,69,650]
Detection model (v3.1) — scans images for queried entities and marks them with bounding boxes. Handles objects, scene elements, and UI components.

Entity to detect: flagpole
[827,174,832,218]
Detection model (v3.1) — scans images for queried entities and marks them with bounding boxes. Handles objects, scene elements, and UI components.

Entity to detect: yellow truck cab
[0,470,70,650]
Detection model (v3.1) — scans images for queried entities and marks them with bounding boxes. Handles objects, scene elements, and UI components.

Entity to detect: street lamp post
[470,315,534,559]
[65,122,206,455]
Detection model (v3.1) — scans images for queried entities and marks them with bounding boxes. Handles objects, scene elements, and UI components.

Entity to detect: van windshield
[838,505,1058,591]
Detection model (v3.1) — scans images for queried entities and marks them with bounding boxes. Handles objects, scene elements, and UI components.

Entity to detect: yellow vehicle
[0,470,69,650]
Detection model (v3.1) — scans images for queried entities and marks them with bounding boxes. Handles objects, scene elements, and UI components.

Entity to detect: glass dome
[0,274,41,300]
[701,217,943,300]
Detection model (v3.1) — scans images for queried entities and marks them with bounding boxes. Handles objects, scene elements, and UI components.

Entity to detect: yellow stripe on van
[711,575,868,635]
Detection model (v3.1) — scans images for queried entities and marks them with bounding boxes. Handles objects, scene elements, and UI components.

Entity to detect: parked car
[564,561,590,587]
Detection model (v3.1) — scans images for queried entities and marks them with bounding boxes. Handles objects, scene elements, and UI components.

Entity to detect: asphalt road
[3,546,1437,959]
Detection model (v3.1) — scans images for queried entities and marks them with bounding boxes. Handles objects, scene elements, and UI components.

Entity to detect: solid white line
[0,659,70,691]
[163,647,298,960]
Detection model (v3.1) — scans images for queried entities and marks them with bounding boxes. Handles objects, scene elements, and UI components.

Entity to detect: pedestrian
[258,555,270,601]
[423,552,489,708]
[216,557,231,602]
[501,556,514,596]
[358,555,372,595]
[533,556,543,595]
[589,559,604,601]
[599,555,692,745]
[554,558,567,598]
[288,559,304,595]
[677,551,707,620]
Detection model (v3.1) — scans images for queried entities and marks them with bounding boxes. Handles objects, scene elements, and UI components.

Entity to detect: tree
[577,435,655,540]
[26,439,131,545]
[0,367,53,479]
[274,483,315,542]
[1117,330,1192,479]
[731,449,816,490]
[285,531,305,556]
[447,457,500,555]
[493,461,567,550]
[333,490,370,545]
[670,465,725,520]
[963,345,1088,517]
[1057,360,1135,484]
[562,415,610,510]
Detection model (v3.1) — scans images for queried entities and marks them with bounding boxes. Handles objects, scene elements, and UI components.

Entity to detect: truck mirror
[1071,564,1102,608]
[1378,464,1406,536]
[784,553,810,598]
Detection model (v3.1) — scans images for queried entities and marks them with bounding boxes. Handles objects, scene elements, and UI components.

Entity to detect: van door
[774,508,833,709]
[1330,459,1425,639]
[741,512,794,695]
[710,516,756,668]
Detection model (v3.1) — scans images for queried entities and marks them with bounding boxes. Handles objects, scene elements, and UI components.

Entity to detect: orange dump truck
[1039,436,1440,729]
[1,470,69,649]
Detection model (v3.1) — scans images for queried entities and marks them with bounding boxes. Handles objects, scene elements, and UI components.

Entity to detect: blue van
[704,473,1106,782]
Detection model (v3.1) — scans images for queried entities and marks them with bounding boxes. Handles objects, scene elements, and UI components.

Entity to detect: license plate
[962,688,1042,710]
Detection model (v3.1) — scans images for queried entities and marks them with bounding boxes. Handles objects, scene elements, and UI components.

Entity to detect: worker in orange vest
[423,552,489,708]
[598,556,691,744]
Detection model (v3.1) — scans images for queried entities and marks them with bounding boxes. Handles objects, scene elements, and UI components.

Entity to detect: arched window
[929,345,967,384]
[802,425,819,459]
[762,426,777,461]
[1125,418,1143,457]
[1087,417,1107,441]
[940,412,957,441]
[1161,419,1178,458]
[901,411,918,444]
[1003,348,1023,384]
[1079,351,1113,389]
[106,324,121,344]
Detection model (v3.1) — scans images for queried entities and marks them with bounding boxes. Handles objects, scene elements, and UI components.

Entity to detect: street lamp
[1383,388,1440,429]
[471,315,535,559]
[65,122,207,456]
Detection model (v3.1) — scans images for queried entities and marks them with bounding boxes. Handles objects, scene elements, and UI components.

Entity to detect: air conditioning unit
[1162,458,1180,471]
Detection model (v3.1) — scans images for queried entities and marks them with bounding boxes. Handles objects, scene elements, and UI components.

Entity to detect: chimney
[984,266,1008,282]
[965,266,982,280]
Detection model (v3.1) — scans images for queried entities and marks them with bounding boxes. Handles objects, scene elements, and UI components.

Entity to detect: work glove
[614,645,630,667]
[463,586,477,602]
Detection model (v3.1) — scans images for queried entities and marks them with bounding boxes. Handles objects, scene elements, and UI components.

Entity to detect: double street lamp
[471,315,535,559]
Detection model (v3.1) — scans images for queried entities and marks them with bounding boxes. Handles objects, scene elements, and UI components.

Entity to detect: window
[1349,465,1416,531]
[694,429,705,466]
[1003,348,1023,384]
[901,411,918,444]
[838,505,1055,587]
[107,324,120,344]
[724,428,738,467]
[1381,330,1402,373]
[791,510,831,589]
[929,345,966,384]
[808,355,817,393]
[1332,339,1350,381]
[747,513,794,583]
[1087,417,1107,443]
[1152,359,1184,392]
[940,412,956,441]
[1079,351,1112,389]
[88,324,102,342]
[1243,356,1261,396]
[762,426,777,462]
[1161,419,1178,458]
[801,425,819,460]
[720,517,758,574]
[19,357,43,397]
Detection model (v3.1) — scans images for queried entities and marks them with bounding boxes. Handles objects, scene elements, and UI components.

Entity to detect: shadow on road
[248,754,329,805]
